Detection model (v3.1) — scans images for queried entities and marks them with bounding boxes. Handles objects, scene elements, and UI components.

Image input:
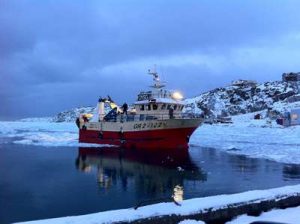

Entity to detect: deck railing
[104,113,203,123]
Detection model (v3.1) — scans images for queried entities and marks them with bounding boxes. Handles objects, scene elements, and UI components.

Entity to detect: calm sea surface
[1,142,300,223]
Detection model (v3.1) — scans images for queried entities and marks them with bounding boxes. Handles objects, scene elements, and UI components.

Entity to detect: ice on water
[190,113,300,164]
[0,121,110,147]
[1,112,300,162]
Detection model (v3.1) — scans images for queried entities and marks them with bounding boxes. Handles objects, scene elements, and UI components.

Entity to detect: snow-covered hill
[185,80,300,120]
[52,106,95,122]
[44,80,300,123]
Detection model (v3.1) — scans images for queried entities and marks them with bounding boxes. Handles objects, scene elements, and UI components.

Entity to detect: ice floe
[190,114,300,164]
[0,121,111,147]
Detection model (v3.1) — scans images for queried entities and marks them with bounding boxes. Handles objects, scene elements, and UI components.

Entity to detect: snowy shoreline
[15,184,300,224]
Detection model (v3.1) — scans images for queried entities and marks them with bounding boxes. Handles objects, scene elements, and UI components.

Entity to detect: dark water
[1,143,300,224]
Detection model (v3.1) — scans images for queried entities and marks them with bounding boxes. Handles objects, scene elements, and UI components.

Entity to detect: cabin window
[147,105,151,110]
[153,104,158,110]
[167,104,171,110]
[161,104,166,110]
[140,105,144,111]
[174,105,177,110]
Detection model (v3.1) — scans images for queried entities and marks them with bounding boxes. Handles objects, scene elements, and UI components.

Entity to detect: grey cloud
[2,0,300,119]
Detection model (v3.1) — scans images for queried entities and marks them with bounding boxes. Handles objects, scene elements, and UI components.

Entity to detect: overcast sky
[2,0,300,120]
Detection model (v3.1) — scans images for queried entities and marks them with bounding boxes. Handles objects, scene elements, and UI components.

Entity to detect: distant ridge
[52,106,95,122]
[23,80,300,123]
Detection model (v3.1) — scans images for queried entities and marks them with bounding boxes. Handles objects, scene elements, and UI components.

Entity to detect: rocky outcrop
[52,106,95,122]
[185,81,300,120]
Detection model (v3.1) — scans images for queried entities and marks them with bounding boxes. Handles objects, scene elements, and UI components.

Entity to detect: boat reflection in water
[76,147,207,205]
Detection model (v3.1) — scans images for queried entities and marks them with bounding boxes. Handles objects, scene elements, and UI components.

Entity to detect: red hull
[79,127,197,149]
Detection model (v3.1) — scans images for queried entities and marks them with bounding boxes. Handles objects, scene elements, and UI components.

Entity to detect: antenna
[148,65,159,81]
[148,65,165,89]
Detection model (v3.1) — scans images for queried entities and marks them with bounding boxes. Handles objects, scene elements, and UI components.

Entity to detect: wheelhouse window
[167,104,171,110]
[153,104,158,110]
[140,105,144,111]
[174,105,177,110]
[147,105,151,110]
[161,104,166,110]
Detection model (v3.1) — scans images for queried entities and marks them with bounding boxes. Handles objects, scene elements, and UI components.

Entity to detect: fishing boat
[77,69,202,149]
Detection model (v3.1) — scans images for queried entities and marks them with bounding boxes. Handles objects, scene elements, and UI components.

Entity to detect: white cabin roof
[134,98,185,105]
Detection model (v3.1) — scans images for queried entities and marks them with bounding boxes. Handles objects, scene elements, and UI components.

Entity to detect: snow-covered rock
[52,106,95,122]
[185,80,300,121]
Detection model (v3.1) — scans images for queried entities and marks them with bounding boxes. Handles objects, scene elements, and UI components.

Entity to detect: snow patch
[227,206,300,224]
[178,220,205,224]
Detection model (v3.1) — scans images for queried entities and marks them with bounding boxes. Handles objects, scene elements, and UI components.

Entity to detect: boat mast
[148,66,165,89]
[148,66,167,99]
